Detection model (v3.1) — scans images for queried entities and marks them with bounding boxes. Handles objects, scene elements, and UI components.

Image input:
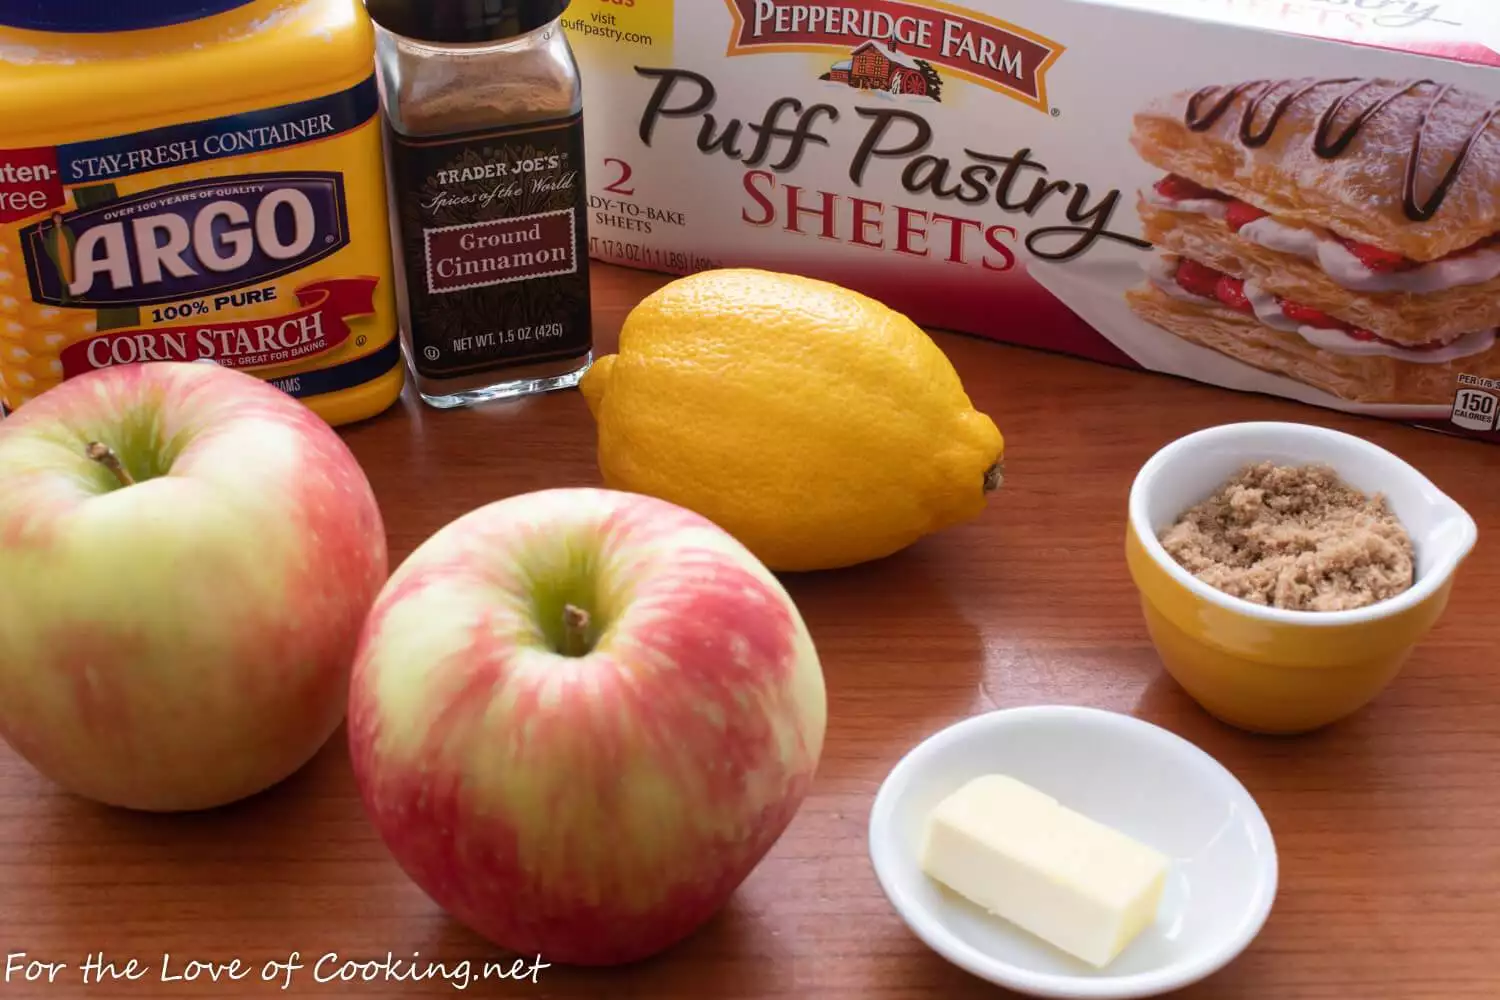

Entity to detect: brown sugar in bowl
[1125,422,1478,734]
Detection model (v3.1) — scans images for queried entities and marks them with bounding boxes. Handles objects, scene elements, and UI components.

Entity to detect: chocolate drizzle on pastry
[1183,78,1500,222]
[1245,78,1352,147]
[1313,79,1422,158]
[1184,80,1268,134]
[1406,84,1500,223]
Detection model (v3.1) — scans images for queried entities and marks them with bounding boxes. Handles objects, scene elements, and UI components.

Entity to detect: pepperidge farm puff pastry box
[562,0,1500,442]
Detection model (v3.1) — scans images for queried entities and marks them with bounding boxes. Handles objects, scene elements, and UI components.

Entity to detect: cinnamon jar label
[387,113,591,379]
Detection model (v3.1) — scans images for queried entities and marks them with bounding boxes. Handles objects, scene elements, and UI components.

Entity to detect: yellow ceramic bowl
[1126,422,1478,735]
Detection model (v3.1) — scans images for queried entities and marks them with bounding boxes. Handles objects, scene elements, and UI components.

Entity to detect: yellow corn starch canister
[0,0,403,426]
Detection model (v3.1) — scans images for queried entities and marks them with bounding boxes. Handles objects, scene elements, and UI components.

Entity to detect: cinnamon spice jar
[366,0,593,408]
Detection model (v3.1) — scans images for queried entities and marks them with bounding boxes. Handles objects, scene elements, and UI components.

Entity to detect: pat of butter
[919,774,1170,968]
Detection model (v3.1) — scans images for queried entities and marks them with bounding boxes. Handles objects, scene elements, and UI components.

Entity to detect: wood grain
[2,264,1497,999]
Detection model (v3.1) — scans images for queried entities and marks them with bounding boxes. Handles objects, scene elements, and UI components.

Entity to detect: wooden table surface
[2,264,1497,1000]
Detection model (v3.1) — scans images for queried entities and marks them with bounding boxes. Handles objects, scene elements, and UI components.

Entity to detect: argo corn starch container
[0,0,403,426]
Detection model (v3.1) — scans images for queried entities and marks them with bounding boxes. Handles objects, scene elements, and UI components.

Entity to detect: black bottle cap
[364,0,571,44]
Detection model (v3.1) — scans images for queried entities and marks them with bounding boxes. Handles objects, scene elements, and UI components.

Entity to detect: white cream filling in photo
[1141,254,1497,364]
[1141,188,1500,295]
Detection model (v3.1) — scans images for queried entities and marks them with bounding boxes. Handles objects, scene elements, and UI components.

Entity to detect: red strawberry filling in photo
[1151,174,1498,272]
[1169,258,1452,351]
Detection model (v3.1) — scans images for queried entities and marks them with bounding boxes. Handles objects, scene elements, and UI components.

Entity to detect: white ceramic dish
[868,706,1278,999]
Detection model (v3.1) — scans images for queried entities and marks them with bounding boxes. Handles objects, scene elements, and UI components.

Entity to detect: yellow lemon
[580,269,1005,572]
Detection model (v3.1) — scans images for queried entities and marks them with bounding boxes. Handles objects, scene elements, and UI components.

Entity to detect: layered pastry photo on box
[1125,76,1500,413]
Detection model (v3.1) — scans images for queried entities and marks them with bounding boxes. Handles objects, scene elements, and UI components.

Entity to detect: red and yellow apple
[0,362,388,811]
[348,488,827,966]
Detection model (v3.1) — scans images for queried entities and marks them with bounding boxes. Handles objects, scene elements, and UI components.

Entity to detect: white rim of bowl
[868,706,1279,1000]
[1128,421,1479,629]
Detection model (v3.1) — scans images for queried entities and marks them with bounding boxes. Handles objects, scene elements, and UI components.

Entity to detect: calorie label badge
[1451,388,1499,432]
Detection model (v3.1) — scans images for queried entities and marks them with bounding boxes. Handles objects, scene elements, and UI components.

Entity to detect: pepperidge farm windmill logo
[722,0,1064,111]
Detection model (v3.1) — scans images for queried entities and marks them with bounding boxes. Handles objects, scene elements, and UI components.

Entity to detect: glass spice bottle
[366,0,593,408]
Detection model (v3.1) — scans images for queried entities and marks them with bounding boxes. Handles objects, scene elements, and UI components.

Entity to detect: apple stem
[984,461,1004,493]
[561,604,592,657]
[86,442,136,488]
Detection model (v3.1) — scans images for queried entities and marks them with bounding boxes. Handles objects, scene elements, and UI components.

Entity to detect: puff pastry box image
[1127,77,1500,405]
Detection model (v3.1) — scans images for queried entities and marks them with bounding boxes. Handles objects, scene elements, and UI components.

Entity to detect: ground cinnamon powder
[1160,462,1415,612]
